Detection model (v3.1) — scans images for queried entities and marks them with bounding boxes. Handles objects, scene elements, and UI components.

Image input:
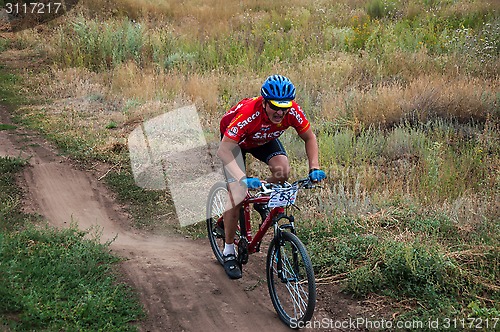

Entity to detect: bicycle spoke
[207,182,229,265]
[285,283,305,318]
[213,191,226,217]
[285,278,309,317]
[275,250,309,317]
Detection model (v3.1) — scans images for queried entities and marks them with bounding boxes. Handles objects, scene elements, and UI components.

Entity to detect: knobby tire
[266,231,316,328]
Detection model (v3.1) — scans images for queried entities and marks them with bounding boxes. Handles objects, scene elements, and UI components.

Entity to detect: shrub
[347,240,458,299]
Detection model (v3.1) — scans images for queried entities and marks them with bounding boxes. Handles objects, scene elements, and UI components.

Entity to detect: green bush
[0,38,9,53]
[57,18,146,70]
[346,240,459,299]
[366,0,400,19]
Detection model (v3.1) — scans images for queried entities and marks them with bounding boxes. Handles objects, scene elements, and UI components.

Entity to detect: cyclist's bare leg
[267,155,290,183]
[223,181,246,248]
[223,205,240,246]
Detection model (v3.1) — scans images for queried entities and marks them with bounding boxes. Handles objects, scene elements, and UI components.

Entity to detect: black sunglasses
[267,101,290,112]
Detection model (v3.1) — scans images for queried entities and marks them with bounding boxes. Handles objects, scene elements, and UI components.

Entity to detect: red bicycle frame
[236,194,285,254]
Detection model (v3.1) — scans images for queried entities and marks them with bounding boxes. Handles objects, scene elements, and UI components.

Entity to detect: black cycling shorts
[244,139,287,164]
[221,138,287,182]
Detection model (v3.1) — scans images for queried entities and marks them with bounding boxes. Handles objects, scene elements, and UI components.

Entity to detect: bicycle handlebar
[253,177,320,196]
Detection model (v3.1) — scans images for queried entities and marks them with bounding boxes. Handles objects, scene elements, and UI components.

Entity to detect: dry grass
[78,0,306,37]
[28,0,497,134]
[318,74,499,128]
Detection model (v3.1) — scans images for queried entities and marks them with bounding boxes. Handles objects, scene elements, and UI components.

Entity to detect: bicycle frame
[236,194,288,254]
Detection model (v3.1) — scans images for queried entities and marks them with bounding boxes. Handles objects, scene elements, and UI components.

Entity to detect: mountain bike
[206,177,317,327]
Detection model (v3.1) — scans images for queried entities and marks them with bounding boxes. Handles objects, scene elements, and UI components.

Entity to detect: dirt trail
[0,104,370,331]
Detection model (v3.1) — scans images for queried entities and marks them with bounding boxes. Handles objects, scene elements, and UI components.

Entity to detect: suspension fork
[273,214,296,281]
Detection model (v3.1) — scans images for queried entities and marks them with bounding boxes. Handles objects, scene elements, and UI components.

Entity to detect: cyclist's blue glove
[239,177,262,189]
[309,169,326,182]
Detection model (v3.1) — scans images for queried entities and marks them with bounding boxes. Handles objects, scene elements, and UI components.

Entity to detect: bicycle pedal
[213,218,225,238]
[239,252,248,265]
[214,225,225,238]
[238,248,249,265]
[238,238,249,265]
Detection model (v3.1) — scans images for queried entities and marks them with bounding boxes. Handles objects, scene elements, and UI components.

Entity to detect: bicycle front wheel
[266,231,316,328]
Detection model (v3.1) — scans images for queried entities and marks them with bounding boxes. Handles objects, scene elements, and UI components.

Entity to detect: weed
[105,121,118,129]
[0,38,10,52]
[468,301,500,319]
[366,0,400,20]
[0,124,17,130]
[0,224,143,331]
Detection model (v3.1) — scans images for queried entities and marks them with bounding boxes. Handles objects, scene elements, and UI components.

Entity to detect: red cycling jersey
[220,96,310,149]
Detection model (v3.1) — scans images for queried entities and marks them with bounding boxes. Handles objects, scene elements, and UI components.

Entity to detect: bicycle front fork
[273,217,297,282]
[273,225,287,282]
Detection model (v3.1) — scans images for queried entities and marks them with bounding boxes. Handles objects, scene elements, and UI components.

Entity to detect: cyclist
[217,74,326,279]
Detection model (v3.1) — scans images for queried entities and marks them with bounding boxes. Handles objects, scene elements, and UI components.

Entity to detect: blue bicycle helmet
[261,75,296,108]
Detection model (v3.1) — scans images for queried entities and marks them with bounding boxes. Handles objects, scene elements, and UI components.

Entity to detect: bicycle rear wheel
[266,231,316,328]
[206,181,228,265]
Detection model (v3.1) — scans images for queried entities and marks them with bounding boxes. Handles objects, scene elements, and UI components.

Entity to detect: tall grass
[317,118,498,203]
[48,0,499,76]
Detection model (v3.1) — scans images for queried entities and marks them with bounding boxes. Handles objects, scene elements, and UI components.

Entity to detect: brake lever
[303,181,316,189]
[259,182,274,195]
